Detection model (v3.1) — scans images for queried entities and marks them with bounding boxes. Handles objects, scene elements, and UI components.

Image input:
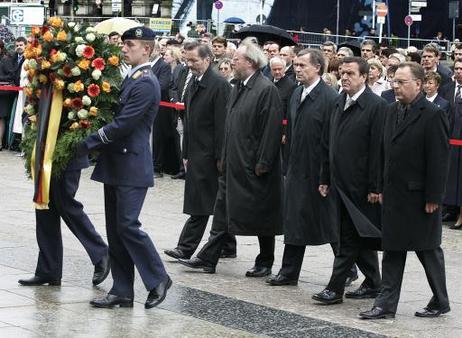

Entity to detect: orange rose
[41,60,51,70]
[64,98,72,107]
[108,55,120,66]
[43,31,54,42]
[48,16,64,28]
[39,74,48,84]
[69,122,80,130]
[74,80,84,92]
[24,87,33,97]
[31,26,41,36]
[54,79,65,90]
[56,30,67,41]
[101,81,111,93]
[78,59,90,70]
[89,106,98,116]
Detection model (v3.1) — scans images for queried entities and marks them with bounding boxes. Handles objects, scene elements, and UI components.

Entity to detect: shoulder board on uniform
[140,69,152,78]
[131,70,143,80]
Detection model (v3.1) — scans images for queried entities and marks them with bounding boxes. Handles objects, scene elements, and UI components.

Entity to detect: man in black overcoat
[360,62,450,319]
[163,41,237,260]
[178,39,283,277]
[313,57,385,305]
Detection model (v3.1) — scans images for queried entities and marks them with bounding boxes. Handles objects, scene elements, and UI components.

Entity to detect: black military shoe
[145,275,172,309]
[359,306,395,319]
[415,306,450,318]
[312,289,343,305]
[345,285,379,299]
[90,294,133,308]
[245,266,271,277]
[92,255,110,286]
[178,257,216,273]
[164,248,190,260]
[18,276,61,286]
[266,273,298,286]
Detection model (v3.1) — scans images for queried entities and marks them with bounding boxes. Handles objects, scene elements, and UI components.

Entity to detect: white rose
[67,83,75,93]
[25,104,35,115]
[75,44,86,57]
[71,67,81,76]
[82,95,92,106]
[77,109,89,119]
[85,33,96,43]
[91,69,102,80]
[74,36,84,43]
[68,111,76,120]
[74,24,81,32]
[68,22,76,28]
[85,26,96,33]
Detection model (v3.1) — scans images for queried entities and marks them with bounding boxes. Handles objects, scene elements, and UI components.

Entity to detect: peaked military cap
[121,26,156,41]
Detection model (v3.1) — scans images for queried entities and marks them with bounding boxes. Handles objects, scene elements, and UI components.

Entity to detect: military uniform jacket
[283,80,338,246]
[182,66,231,215]
[83,65,160,187]
[381,95,449,251]
[221,71,283,236]
[321,87,386,247]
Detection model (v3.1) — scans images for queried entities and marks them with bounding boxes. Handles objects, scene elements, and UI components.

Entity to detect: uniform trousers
[35,170,108,279]
[176,215,237,257]
[104,184,167,298]
[326,203,381,294]
[374,247,449,313]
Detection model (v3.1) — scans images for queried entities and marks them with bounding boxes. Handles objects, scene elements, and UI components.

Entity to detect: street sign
[449,1,459,19]
[404,15,413,26]
[410,14,422,21]
[214,1,223,10]
[411,1,427,7]
[376,3,388,17]
[377,16,386,24]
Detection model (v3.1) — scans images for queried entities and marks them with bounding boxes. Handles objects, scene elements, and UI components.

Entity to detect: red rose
[71,97,83,110]
[49,48,57,56]
[91,57,105,71]
[41,26,49,35]
[82,46,95,59]
[79,120,91,129]
[87,84,100,97]
[63,65,73,78]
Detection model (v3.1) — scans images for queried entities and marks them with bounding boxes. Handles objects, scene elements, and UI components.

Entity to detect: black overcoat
[221,71,283,236]
[182,66,231,215]
[381,95,449,251]
[440,82,462,206]
[321,87,386,248]
[284,80,338,246]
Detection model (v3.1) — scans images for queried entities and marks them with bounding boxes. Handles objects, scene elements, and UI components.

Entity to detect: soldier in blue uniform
[77,27,171,309]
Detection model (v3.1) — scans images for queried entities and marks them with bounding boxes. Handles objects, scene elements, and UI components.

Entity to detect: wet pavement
[0,150,461,337]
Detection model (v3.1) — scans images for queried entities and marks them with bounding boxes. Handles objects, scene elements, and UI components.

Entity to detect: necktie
[180,70,193,102]
[396,104,408,126]
[300,88,309,102]
[456,84,462,102]
[344,97,354,111]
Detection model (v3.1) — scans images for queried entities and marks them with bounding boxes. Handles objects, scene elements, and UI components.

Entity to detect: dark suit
[34,156,108,279]
[175,66,237,257]
[381,88,396,104]
[429,95,450,115]
[81,65,168,298]
[151,57,180,174]
[321,87,386,294]
[436,64,453,91]
[375,94,450,314]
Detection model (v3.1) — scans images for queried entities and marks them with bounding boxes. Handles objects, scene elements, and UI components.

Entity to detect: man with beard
[178,39,283,277]
[360,62,450,320]
[312,57,386,304]
[163,41,237,260]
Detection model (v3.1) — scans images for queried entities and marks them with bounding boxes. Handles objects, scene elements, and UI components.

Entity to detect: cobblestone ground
[0,151,461,337]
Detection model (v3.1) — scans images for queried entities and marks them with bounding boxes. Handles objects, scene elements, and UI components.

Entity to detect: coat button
[122,148,127,153]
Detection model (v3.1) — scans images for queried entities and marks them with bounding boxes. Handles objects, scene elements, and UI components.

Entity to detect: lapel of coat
[187,67,212,108]
[231,71,259,108]
[392,95,425,141]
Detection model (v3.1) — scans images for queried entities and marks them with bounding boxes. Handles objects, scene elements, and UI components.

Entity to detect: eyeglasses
[390,78,418,86]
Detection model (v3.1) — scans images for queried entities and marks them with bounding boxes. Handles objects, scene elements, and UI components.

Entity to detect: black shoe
[266,273,298,286]
[359,306,395,319]
[245,266,271,277]
[18,276,61,286]
[171,171,185,179]
[220,252,237,258]
[178,257,216,273]
[92,255,110,286]
[442,212,457,222]
[90,294,133,308]
[164,248,190,260]
[449,223,462,230]
[415,306,450,318]
[312,289,343,305]
[345,285,379,299]
[145,276,172,309]
[344,274,358,287]
[154,171,164,178]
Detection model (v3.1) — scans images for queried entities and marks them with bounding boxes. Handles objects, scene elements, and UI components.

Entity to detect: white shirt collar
[347,85,366,101]
[128,62,151,78]
[302,77,321,96]
[150,56,161,67]
[426,93,438,102]
[243,72,256,86]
